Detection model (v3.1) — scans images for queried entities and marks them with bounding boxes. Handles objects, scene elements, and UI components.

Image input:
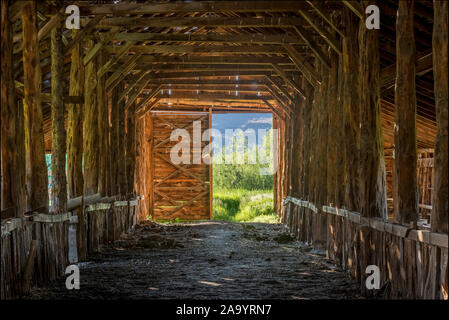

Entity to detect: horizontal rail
[283,196,448,249]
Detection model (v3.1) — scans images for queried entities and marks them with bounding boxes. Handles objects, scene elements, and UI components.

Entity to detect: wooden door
[150,111,212,220]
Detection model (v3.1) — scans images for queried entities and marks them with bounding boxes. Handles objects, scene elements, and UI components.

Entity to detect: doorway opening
[211,112,276,223]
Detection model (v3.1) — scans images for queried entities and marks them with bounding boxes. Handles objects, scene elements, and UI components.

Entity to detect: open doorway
[211,112,276,223]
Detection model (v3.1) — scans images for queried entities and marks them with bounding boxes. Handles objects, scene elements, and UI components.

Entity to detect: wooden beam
[359,0,387,220]
[97,51,109,196]
[105,44,286,55]
[110,85,120,195]
[283,44,321,86]
[264,75,294,102]
[37,10,64,42]
[343,0,364,20]
[106,53,141,89]
[117,83,127,195]
[83,40,99,195]
[112,32,304,44]
[80,2,309,14]
[342,6,361,212]
[306,1,344,38]
[83,28,119,66]
[50,21,67,213]
[263,99,286,120]
[272,63,305,99]
[135,55,293,65]
[93,16,304,28]
[1,0,25,217]
[394,0,418,224]
[293,25,331,69]
[126,102,136,195]
[431,0,448,234]
[298,9,342,54]
[64,15,104,55]
[98,41,135,78]
[22,1,49,212]
[119,70,149,102]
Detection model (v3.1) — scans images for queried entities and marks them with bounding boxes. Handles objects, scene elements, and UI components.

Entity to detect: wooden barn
[1,0,447,300]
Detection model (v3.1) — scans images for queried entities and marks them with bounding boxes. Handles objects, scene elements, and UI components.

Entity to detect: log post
[118,82,128,196]
[97,51,109,196]
[394,0,418,225]
[290,94,302,197]
[431,0,448,234]
[126,101,137,196]
[67,29,84,199]
[343,6,361,212]
[50,22,67,213]
[1,0,25,217]
[110,86,120,195]
[83,39,99,195]
[22,1,49,212]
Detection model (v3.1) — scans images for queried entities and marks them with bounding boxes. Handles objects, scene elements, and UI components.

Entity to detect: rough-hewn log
[290,93,302,197]
[126,102,136,195]
[342,7,360,212]
[67,29,84,199]
[50,22,67,214]
[431,0,448,234]
[359,0,387,220]
[22,1,49,212]
[394,0,418,224]
[358,0,388,292]
[110,86,120,195]
[118,83,128,196]
[97,51,109,196]
[1,0,25,217]
[83,39,99,195]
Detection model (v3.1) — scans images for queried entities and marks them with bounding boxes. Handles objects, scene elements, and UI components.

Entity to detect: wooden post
[1,0,25,217]
[118,82,128,196]
[126,101,136,195]
[290,95,302,197]
[97,52,109,196]
[22,1,49,212]
[67,29,84,199]
[394,0,418,224]
[431,0,448,234]
[342,6,360,212]
[50,22,67,213]
[83,39,99,195]
[359,0,387,220]
[110,86,120,195]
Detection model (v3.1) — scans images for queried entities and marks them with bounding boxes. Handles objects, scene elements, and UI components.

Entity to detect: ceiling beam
[283,44,321,87]
[306,1,344,38]
[271,63,305,99]
[112,32,304,45]
[79,1,310,14]
[293,25,331,69]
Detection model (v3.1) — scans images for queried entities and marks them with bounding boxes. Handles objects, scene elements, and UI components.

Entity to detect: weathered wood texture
[22,1,49,212]
[126,102,136,195]
[1,0,25,218]
[342,7,360,213]
[118,83,128,196]
[67,29,84,199]
[394,0,418,225]
[1,200,139,299]
[83,40,99,195]
[97,52,109,196]
[149,112,211,220]
[283,197,448,299]
[50,23,67,214]
[431,0,448,235]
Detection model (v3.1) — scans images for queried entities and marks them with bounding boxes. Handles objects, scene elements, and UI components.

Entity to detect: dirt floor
[27,221,363,299]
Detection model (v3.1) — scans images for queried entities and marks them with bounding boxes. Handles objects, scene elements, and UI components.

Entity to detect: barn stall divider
[282,196,448,299]
[1,195,141,299]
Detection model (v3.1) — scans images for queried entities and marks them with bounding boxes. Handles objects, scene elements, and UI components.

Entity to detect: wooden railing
[282,196,448,299]
[1,195,142,299]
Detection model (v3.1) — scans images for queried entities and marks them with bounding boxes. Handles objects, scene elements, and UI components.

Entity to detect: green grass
[213,188,278,223]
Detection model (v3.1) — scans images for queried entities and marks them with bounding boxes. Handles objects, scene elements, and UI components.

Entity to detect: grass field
[212,188,277,223]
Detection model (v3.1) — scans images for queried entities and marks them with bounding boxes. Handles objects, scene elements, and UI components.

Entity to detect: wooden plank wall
[1,199,139,299]
[283,197,448,299]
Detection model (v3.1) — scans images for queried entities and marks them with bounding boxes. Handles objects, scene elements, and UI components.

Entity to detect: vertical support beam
[126,101,136,196]
[343,6,361,212]
[97,51,108,196]
[431,0,448,234]
[67,29,84,198]
[50,22,67,213]
[358,0,388,291]
[110,86,120,195]
[83,39,99,195]
[22,1,48,212]
[394,0,418,224]
[290,94,302,197]
[117,82,128,196]
[1,0,25,217]
[359,0,387,220]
